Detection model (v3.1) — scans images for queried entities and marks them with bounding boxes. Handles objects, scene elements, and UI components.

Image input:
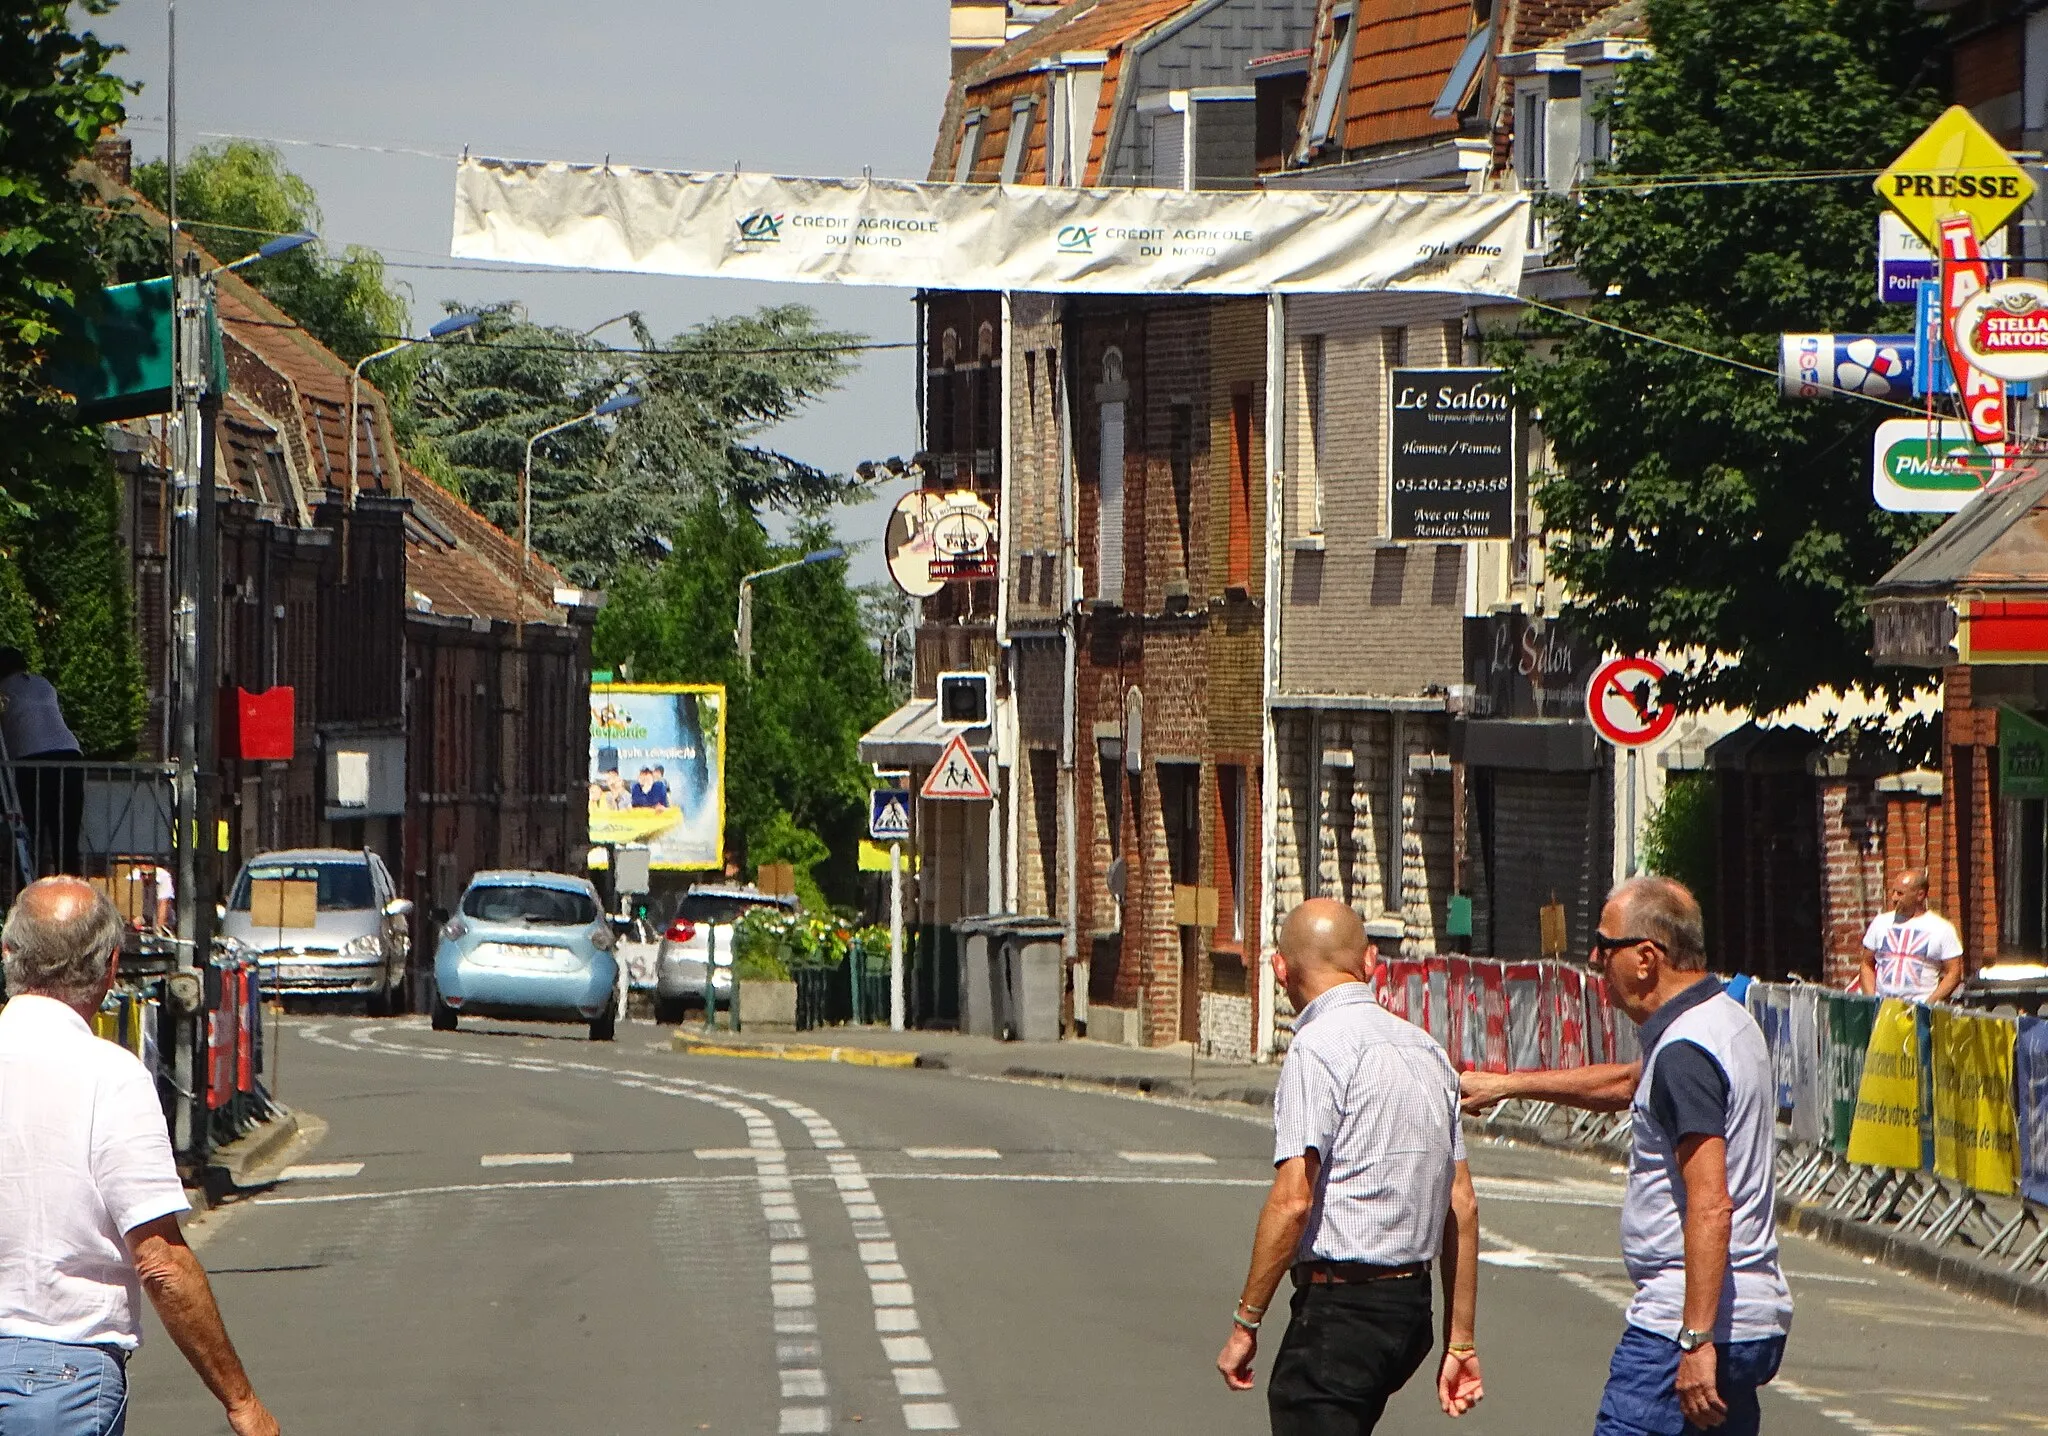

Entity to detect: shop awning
[858,699,990,770]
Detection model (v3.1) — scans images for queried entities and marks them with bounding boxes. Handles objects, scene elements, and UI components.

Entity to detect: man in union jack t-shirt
[1859,869,1964,1003]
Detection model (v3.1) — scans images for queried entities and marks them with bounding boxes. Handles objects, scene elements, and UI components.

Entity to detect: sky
[97,0,953,586]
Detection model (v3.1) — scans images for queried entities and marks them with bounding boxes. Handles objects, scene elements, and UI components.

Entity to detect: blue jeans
[1594,1325,1785,1436]
[0,1337,127,1436]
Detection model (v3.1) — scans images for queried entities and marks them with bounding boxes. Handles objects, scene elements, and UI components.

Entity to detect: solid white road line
[1117,1150,1216,1165]
[479,1152,573,1168]
[694,1147,761,1160]
[278,1162,364,1181]
[903,1146,1002,1160]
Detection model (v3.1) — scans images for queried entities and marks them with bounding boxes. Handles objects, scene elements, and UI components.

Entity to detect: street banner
[1790,987,1832,1148]
[1505,962,1546,1071]
[2014,1017,2048,1204]
[1847,998,1926,1169]
[1829,994,1877,1154]
[590,683,728,870]
[451,159,1531,297]
[1931,1009,2019,1196]
[1939,214,2009,447]
[1387,369,1515,540]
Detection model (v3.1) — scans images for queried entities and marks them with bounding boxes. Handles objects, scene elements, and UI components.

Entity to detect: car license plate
[492,944,565,969]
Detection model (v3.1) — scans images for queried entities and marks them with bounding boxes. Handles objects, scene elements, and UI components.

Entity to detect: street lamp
[348,310,482,509]
[736,546,847,675]
[521,388,642,573]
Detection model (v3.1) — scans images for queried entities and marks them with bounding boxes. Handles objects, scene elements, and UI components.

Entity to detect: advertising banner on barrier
[1829,994,1877,1154]
[2017,1018,2048,1204]
[1480,963,1509,1073]
[1553,966,1587,1069]
[1789,987,1832,1147]
[1446,959,1472,1070]
[1505,963,1546,1071]
[1931,1009,2020,1195]
[1848,999,1926,1168]
[452,160,1530,297]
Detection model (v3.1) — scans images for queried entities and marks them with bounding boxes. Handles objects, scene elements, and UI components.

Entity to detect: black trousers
[1268,1273,1435,1436]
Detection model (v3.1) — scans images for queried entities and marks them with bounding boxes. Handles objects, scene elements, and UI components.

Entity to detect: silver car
[220,848,412,1013]
[653,885,797,1023]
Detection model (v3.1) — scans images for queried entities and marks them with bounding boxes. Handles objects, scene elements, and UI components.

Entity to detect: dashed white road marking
[480,1152,573,1168]
[904,1146,1001,1160]
[1117,1149,1216,1165]
[694,1147,761,1160]
[278,1161,363,1181]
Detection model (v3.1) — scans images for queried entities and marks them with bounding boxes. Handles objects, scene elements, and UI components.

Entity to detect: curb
[206,1108,301,1197]
[996,1064,1275,1110]
[670,1030,921,1068]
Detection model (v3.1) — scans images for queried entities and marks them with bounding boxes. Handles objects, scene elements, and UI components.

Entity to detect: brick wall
[1945,665,2000,968]
[1817,777,1884,989]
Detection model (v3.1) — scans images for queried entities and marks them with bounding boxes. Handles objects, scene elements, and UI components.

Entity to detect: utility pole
[169,242,207,1163]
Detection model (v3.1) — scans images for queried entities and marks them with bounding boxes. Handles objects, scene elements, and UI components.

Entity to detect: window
[1518,88,1548,188]
[1000,99,1034,183]
[1587,81,1615,168]
[1444,319,1465,366]
[1158,763,1203,887]
[1305,9,1355,153]
[230,859,375,912]
[1169,401,1194,576]
[1431,24,1495,119]
[1302,335,1325,534]
[1227,387,1255,588]
[1044,75,1064,184]
[462,883,599,926]
[954,112,985,183]
[1095,347,1126,606]
[1218,764,1248,943]
[1096,737,1124,858]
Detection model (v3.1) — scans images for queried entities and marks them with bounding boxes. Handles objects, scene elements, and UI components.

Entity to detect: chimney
[93,133,132,186]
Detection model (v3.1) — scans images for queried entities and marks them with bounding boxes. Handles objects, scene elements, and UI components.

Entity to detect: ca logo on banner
[737,212,784,243]
[1056,225,1096,255]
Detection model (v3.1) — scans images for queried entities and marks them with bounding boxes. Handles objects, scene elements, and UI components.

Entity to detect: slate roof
[403,467,565,623]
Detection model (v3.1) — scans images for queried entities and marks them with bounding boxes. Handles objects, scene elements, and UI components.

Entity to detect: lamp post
[735,546,846,676]
[522,389,642,575]
[348,310,480,509]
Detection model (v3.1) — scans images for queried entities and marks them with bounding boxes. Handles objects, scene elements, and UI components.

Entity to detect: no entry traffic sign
[1586,656,1677,749]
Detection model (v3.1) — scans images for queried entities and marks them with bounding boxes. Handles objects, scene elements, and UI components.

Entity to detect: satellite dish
[885,490,944,599]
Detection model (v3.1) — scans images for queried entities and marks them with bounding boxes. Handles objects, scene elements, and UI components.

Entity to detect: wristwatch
[1676,1328,1713,1352]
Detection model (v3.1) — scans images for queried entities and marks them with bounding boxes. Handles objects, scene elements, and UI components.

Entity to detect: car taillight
[665,919,697,942]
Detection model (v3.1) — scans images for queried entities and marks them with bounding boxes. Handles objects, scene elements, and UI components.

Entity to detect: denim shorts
[1594,1324,1785,1436]
[0,1336,128,1436]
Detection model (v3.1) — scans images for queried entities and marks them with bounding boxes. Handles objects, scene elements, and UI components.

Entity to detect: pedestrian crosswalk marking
[480,1152,572,1168]
[903,1146,1000,1160]
[1117,1150,1216,1165]
[280,1161,364,1181]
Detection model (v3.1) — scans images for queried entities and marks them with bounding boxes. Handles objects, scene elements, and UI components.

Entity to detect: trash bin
[956,915,1066,1041]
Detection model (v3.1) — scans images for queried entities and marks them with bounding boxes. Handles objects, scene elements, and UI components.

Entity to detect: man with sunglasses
[1463,877,1790,1434]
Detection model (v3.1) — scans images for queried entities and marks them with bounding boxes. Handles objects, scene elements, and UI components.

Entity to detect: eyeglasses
[1587,932,1661,964]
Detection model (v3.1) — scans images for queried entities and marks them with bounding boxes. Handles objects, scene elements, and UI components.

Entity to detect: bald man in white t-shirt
[1858,869,1964,1004]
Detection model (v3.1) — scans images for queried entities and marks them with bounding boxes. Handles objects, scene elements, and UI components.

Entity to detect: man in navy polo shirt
[1462,876,1791,1433]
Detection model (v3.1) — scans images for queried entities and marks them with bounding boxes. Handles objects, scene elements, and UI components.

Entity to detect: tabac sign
[1875,106,2034,247]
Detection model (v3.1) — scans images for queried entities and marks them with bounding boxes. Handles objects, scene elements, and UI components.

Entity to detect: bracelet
[1232,1310,1262,1333]
[1446,1342,1476,1355]
[1238,1299,1267,1316]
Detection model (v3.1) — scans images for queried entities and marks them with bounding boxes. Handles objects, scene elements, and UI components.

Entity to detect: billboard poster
[589,683,726,870]
[1388,369,1515,541]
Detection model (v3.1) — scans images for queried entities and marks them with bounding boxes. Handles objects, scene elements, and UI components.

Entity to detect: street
[133,1016,2048,1436]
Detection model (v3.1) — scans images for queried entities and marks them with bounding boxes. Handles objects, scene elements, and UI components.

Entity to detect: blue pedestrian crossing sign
[869,788,911,841]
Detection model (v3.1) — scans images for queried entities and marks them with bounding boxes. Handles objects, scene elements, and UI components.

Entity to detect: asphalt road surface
[132,1015,2048,1435]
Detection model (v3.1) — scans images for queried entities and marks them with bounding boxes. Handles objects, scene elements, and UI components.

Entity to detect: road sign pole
[1625,746,1639,877]
[889,841,905,1033]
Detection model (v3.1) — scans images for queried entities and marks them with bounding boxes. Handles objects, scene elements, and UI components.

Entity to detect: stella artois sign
[1956,278,2048,383]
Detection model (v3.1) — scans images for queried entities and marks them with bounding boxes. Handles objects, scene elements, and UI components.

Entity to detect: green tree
[132,140,409,367]
[595,494,887,906]
[1493,0,1947,718]
[0,2,145,754]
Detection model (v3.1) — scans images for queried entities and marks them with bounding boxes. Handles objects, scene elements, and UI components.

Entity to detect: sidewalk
[667,1022,1280,1109]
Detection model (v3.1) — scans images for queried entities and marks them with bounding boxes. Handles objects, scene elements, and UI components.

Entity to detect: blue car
[431,871,621,1040]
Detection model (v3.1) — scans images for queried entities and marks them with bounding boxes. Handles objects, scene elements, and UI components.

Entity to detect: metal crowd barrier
[204,955,280,1148]
[1371,954,2048,1287]
[0,760,180,912]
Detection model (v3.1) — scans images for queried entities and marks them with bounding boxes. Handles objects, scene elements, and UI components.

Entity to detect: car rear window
[463,885,597,926]
[675,895,788,926]
[229,861,375,912]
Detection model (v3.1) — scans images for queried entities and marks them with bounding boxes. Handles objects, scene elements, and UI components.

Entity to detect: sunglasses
[1587,932,1661,962]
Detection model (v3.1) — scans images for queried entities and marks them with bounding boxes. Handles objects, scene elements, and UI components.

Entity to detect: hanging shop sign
[1387,368,1515,542]
[1954,278,2048,383]
[1585,655,1677,749]
[1878,212,2005,306]
[1871,419,1998,513]
[884,490,945,598]
[925,491,998,580]
[1940,214,2008,447]
[1778,333,1915,403]
[451,160,1530,297]
[1875,105,2035,248]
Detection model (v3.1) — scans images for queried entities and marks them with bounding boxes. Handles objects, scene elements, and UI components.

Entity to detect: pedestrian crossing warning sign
[921,733,993,801]
[870,788,912,840]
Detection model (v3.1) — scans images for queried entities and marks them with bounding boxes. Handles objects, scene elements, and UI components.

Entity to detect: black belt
[1292,1260,1430,1286]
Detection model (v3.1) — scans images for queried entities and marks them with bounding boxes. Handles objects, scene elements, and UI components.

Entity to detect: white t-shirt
[0,993,190,1348]
[0,670,79,758]
[1862,909,1964,1000]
